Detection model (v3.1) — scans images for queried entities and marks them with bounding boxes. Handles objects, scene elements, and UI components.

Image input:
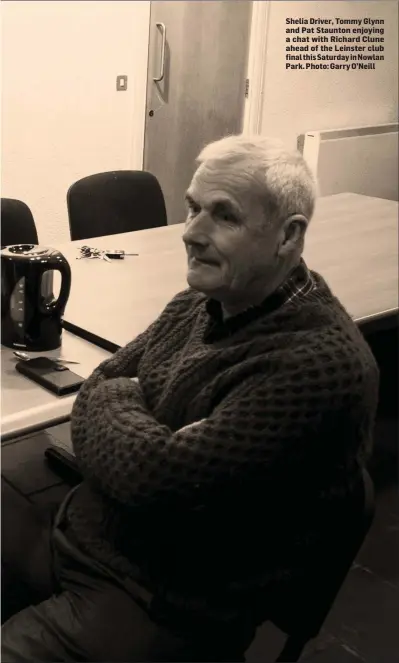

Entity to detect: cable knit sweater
[66,266,379,634]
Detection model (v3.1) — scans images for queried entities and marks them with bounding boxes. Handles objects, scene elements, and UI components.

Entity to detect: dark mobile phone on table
[16,357,84,396]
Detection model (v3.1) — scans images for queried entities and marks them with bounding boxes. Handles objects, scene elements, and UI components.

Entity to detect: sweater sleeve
[70,323,155,450]
[70,365,346,509]
[70,288,195,443]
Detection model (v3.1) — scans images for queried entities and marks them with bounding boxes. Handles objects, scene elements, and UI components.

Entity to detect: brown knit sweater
[66,266,379,633]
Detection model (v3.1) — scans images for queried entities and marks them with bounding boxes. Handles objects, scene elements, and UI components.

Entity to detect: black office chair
[1,198,39,246]
[43,450,374,663]
[67,170,168,241]
[264,467,375,662]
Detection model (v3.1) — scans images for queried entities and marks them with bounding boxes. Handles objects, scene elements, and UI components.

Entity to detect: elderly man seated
[2,135,379,662]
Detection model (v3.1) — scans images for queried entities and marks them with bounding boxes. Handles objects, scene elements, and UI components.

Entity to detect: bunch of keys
[77,245,105,260]
[77,246,139,261]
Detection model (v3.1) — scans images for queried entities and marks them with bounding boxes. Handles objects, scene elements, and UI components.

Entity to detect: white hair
[196,134,317,227]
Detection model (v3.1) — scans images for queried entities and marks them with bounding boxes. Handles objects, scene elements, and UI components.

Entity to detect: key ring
[77,245,104,260]
[76,246,138,261]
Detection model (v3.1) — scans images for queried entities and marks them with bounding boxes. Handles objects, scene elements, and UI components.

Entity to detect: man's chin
[186,270,221,295]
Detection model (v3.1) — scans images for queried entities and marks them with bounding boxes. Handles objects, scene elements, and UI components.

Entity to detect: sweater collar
[204,260,315,342]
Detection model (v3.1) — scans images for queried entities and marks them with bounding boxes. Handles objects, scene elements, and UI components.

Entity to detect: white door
[144,1,252,225]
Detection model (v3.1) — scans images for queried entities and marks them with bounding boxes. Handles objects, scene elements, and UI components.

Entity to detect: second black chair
[1,198,39,247]
[67,170,167,241]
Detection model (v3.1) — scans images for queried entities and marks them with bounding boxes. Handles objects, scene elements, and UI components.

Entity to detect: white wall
[3,0,397,244]
[1,1,150,243]
[259,1,398,148]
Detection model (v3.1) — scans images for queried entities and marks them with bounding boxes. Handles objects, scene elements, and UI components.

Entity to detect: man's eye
[189,203,200,215]
[217,210,236,223]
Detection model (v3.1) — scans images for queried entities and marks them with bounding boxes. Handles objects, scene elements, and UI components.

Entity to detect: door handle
[153,22,166,83]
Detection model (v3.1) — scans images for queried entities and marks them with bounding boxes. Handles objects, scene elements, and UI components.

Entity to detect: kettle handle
[38,256,72,315]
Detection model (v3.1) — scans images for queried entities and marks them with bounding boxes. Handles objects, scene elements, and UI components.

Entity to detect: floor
[2,328,398,661]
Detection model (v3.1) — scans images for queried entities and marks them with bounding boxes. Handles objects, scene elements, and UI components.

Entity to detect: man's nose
[182,211,210,248]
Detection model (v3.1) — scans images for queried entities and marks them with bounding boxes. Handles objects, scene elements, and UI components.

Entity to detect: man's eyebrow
[212,198,242,216]
[184,193,243,217]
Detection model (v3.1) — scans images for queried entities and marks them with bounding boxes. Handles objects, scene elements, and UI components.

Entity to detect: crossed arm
[71,353,326,509]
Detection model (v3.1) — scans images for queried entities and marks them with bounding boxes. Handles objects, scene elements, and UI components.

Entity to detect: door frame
[130,1,151,170]
[242,1,270,135]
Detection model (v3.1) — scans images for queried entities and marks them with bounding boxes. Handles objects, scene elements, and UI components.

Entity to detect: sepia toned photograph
[1,1,398,661]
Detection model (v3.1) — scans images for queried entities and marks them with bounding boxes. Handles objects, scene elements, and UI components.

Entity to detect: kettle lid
[1,244,59,259]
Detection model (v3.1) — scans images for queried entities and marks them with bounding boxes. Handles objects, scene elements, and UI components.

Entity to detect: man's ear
[277,214,309,257]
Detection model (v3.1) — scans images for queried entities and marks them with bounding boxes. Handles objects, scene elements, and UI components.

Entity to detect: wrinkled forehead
[188,159,262,205]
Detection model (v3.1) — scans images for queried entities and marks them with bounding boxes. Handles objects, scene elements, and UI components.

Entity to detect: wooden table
[305,193,398,330]
[59,193,398,350]
[1,333,110,442]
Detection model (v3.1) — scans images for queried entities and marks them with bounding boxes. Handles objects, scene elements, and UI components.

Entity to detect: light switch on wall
[116,75,128,91]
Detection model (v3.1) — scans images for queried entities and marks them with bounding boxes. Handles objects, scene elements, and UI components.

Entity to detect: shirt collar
[204,259,315,341]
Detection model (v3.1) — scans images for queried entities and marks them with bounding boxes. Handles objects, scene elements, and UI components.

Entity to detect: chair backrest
[1,198,39,246]
[269,467,375,658]
[67,170,168,241]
